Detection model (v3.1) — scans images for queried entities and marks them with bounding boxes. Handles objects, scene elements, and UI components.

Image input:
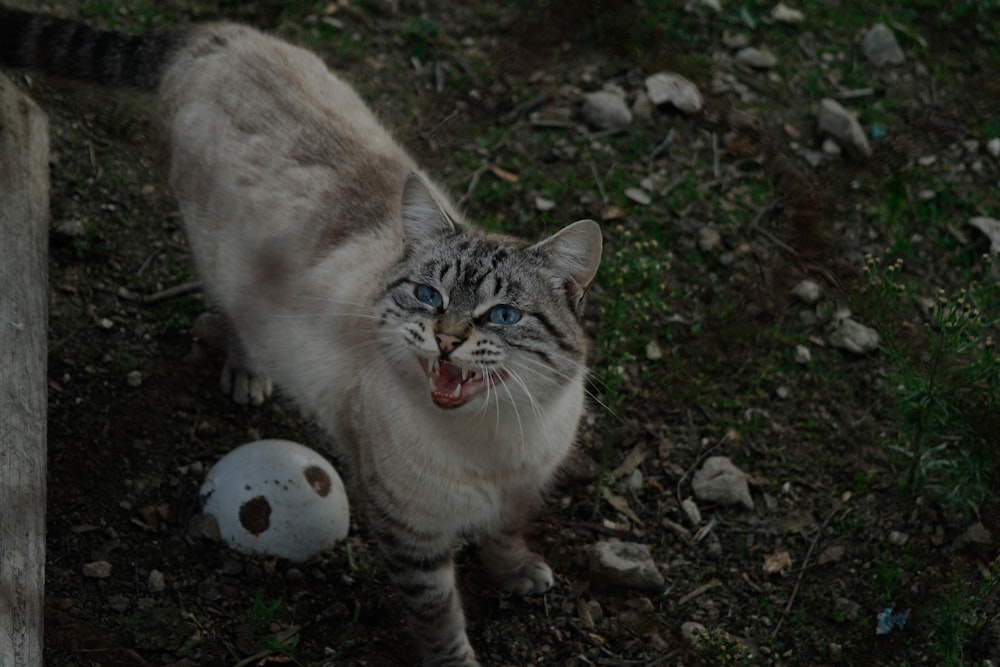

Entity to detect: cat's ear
[400,172,456,244]
[533,219,603,305]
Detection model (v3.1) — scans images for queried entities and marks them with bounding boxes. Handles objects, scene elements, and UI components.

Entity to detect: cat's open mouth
[418,358,505,409]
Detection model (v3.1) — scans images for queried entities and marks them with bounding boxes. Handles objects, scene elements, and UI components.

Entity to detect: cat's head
[374,174,602,413]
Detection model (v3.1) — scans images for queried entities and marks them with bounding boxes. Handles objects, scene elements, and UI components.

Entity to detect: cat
[0,6,602,666]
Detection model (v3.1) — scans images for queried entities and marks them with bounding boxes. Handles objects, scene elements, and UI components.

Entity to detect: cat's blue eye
[488,304,522,325]
[414,284,443,308]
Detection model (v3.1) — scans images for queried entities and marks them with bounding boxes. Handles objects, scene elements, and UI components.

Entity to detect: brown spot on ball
[303,466,331,497]
[239,495,271,536]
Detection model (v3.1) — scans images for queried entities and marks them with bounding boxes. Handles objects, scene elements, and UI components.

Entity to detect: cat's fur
[0,7,602,665]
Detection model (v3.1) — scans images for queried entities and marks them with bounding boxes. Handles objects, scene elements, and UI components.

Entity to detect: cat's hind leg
[480,528,554,596]
[193,312,273,405]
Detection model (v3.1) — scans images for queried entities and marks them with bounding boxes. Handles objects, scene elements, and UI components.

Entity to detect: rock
[817,98,871,159]
[681,498,702,526]
[587,541,665,591]
[681,621,709,646]
[55,218,86,238]
[624,187,651,205]
[691,456,754,510]
[791,279,821,304]
[148,569,166,592]
[833,596,860,622]
[534,196,555,211]
[794,345,812,364]
[736,47,778,69]
[987,137,1000,158]
[861,24,905,67]
[818,545,845,565]
[821,138,842,155]
[631,90,653,120]
[888,530,909,546]
[954,522,992,550]
[723,32,750,49]
[581,90,633,130]
[83,560,112,579]
[771,2,804,23]
[698,226,721,252]
[187,513,222,541]
[828,314,879,354]
[645,340,663,361]
[645,72,703,113]
[126,370,143,388]
[969,216,1000,256]
[108,595,130,612]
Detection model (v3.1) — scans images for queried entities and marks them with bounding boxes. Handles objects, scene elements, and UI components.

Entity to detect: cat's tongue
[419,358,492,410]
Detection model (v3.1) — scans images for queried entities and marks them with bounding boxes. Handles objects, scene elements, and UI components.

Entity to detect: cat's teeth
[462,367,472,382]
[451,383,462,398]
[431,359,440,376]
[428,375,437,392]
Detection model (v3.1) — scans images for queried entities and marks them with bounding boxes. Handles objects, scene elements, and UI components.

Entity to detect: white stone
[794,344,812,364]
[736,47,778,69]
[83,561,112,579]
[645,339,663,361]
[821,138,842,155]
[625,187,651,205]
[791,279,821,303]
[581,90,633,130]
[148,569,166,592]
[681,498,702,526]
[126,370,143,387]
[828,316,880,354]
[691,456,754,510]
[861,24,905,67]
[771,2,804,23]
[645,72,703,113]
[987,137,1000,158]
[888,530,909,546]
[817,98,871,159]
[534,196,555,211]
[587,541,665,591]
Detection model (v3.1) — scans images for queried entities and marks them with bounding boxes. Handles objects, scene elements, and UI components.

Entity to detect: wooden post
[0,73,49,667]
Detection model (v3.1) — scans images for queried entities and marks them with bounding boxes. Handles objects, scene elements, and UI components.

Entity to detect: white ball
[200,439,350,562]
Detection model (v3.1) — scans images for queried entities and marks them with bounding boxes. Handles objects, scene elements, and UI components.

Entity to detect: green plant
[247,589,300,656]
[692,627,756,667]
[930,568,1000,666]
[857,255,1000,518]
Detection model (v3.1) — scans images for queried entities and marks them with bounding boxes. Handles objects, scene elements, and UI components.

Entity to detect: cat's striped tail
[0,6,183,89]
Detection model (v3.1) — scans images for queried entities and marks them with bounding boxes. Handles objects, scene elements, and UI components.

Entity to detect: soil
[6,1,1000,666]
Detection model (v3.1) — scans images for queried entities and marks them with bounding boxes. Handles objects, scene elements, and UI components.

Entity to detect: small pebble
[681,621,709,646]
[534,196,555,211]
[624,187,651,205]
[148,569,166,592]
[126,370,143,387]
[987,137,1000,158]
[888,530,909,546]
[83,560,112,579]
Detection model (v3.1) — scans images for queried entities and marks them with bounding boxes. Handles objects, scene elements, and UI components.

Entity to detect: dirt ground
[6,1,1000,665]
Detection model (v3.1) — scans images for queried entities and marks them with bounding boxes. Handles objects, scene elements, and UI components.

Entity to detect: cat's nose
[435,333,463,356]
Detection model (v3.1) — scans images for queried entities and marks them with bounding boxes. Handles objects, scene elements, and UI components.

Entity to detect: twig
[500,94,552,124]
[143,280,201,304]
[456,164,489,208]
[711,131,720,180]
[589,159,608,205]
[678,579,721,605]
[675,432,728,506]
[770,499,845,641]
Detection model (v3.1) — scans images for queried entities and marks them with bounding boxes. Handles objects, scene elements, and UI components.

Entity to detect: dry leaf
[762,550,793,575]
[611,440,648,479]
[601,486,643,525]
[488,164,520,183]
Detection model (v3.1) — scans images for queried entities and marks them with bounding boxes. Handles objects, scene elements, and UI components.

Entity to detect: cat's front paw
[487,550,554,596]
[220,360,273,405]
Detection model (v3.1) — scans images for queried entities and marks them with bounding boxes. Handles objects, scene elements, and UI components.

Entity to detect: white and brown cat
[0,7,602,665]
